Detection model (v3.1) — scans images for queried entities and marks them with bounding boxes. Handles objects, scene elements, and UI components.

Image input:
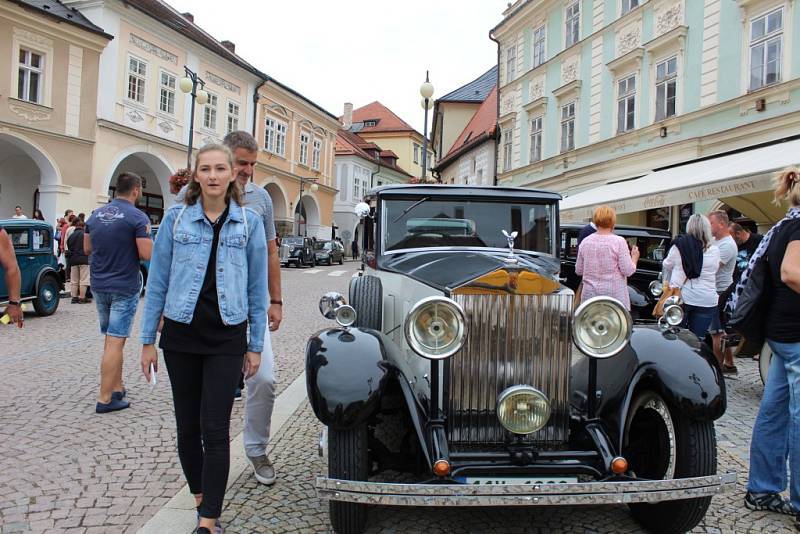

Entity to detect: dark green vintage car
[0,219,64,316]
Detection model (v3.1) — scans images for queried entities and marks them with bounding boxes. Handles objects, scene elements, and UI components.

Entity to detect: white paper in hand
[149,362,157,390]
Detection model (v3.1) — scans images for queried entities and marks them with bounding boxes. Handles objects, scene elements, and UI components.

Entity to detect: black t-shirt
[160,206,247,355]
[734,232,763,282]
[765,220,800,343]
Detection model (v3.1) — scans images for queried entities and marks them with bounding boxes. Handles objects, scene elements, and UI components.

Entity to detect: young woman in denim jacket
[140,144,267,534]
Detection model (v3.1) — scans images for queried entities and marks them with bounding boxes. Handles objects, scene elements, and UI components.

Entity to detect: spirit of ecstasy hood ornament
[501,230,518,263]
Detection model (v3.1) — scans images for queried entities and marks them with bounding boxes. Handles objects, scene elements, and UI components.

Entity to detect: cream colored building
[0,1,111,222]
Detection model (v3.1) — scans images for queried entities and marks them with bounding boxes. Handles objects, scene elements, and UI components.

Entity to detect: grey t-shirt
[714,235,737,292]
[175,181,276,241]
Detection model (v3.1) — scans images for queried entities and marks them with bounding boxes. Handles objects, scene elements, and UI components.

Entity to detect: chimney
[181,12,194,22]
[343,102,353,129]
[221,40,236,53]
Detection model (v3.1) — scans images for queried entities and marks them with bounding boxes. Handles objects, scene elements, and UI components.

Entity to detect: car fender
[572,325,726,450]
[35,265,62,292]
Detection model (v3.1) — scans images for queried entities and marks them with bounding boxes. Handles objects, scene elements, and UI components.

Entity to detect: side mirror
[354,202,371,219]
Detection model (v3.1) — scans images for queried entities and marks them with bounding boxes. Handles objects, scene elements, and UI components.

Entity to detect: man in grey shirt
[708,210,737,372]
[176,131,282,484]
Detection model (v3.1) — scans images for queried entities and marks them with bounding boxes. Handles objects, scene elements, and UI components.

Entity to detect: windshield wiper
[392,196,431,223]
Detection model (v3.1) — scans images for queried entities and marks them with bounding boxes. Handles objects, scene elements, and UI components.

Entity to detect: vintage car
[305,185,734,534]
[560,223,670,321]
[314,240,345,266]
[0,219,64,316]
[280,235,316,267]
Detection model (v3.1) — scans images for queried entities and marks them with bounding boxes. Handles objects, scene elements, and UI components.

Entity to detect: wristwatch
[7,300,20,307]
[270,299,283,306]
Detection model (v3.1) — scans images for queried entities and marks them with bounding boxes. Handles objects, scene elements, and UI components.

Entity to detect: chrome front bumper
[316,473,737,506]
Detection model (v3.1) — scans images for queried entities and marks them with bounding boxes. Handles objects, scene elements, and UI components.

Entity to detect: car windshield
[383,198,554,254]
[284,237,303,245]
[623,236,669,270]
[315,242,333,251]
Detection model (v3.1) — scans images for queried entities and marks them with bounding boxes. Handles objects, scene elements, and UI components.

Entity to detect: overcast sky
[166,0,508,133]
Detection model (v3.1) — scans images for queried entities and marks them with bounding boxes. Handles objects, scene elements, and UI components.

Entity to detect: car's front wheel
[33,274,60,316]
[328,426,369,534]
[625,391,716,534]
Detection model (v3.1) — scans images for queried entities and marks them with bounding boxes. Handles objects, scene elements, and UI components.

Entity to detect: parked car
[314,240,345,266]
[281,235,316,267]
[0,219,64,316]
[306,185,733,534]
[139,225,159,295]
[560,223,670,321]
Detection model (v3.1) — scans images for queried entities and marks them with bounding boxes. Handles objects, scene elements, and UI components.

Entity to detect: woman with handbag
[737,167,800,527]
[139,143,268,534]
[661,214,720,339]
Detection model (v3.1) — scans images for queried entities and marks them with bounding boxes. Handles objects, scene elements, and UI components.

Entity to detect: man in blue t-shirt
[85,172,152,413]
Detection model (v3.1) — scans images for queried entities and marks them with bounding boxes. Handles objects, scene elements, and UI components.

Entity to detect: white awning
[560,139,800,223]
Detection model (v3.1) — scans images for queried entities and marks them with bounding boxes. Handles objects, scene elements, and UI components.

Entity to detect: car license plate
[459,476,578,485]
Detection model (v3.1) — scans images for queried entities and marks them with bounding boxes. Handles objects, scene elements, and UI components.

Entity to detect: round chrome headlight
[319,292,346,319]
[572,297,632,358]
[649,280,663,297]
[404,296,466,360]
[663,304,684,327]
[497,386,551,435]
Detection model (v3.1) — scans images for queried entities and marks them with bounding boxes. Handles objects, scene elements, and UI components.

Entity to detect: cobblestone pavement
[221,355,797,533]
[0,261,357,534]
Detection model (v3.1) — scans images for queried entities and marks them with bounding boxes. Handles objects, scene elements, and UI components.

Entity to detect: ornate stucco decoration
[501,93,515,116]
[9,101,51,122]
[561,56,580,85]
[158,121,174,134]
[616,24,642,57]
[205,71,241,95]
[13,28,53,47]
[129,34,178,65]
[531,78,545,101]
[126,109,145,123]
[655,3,683,36]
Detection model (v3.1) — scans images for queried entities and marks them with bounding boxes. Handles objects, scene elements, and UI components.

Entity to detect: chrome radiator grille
[446,292,573,448]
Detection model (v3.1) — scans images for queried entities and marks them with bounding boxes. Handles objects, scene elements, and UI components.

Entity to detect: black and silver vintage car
[306,185,734,534]
[560,223,671,321]
[280,235,316,268]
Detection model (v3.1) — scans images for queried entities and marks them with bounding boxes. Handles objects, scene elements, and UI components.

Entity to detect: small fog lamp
[335,305,357,327]
[649,280,663,297]
[497,385,551,435]
[663,304,684,327]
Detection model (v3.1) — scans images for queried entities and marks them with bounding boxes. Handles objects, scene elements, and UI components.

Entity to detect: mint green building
[491,0,800,231]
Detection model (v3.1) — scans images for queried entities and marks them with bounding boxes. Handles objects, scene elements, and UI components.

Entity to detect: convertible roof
[370,184,561,201]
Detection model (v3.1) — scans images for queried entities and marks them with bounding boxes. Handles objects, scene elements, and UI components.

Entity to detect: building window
[299,132,310,165]
[17,49,44,104]
[560,102,576,152]
[565,1,580,48]
[655,56,677,121]
[530,116,543,162]
[506,45,517,81]
[264,117,287,156]
[127,56,147,103]
[617,74,636,133]
[749,7,783,91]
[502,129,513,171]
[532,26,546,68]
[159,71,176,114]
[413,143,420,164]
[364,120,377,127]
[275,122,287,156]
[621,0,639,15]
[265,118,275,152]
[312,138,322,170]
[226,102,239,134]
[203,92,218,130]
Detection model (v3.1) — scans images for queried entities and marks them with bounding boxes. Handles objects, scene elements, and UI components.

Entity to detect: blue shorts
[94,291,140,338]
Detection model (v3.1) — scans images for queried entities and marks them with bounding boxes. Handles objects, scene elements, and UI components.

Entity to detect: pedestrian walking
[66,219,90,303]
[32,209,45,221]
[707,210,738,372]
[12,206,26,219]
[662,214,720,339]
[730,222,764,281]
[140,143,268,534]
[0,226,23,328]
[59,210,74,257]
[741,167,800,529]
[574,205,639,309]
[85,172,152,414]
[176,131,283,486]
[351,239,359,260]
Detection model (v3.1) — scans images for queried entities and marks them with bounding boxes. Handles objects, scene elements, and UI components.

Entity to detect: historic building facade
[492,0,800,231]
[0,1,111,222]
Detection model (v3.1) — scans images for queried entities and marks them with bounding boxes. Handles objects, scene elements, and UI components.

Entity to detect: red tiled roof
[349,101,417,134]
[435,86,498,170]
[335,129,412,178]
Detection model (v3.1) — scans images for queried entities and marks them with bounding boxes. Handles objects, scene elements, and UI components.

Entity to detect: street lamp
[179,66,209,169]
[419,71,434,182]
[297,177,319,236]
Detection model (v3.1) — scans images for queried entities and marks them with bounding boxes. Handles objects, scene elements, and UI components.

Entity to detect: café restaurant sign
[561,173,773,222]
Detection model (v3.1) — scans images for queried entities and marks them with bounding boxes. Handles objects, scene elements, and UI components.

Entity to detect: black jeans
[164,350,243,518]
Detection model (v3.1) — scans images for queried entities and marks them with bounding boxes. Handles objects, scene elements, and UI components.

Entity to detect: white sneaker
[247,454,276,485]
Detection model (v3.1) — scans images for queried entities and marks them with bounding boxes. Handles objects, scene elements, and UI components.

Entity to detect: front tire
[329,426,369,534]
[625,391,716,534]
[33,274,60,316]
[349,275,382,330]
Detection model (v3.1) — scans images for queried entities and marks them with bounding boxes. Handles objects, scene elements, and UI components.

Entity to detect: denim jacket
[140,200,268,352]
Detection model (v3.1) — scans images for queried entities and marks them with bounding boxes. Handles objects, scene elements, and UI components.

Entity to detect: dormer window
[364,120,378,127]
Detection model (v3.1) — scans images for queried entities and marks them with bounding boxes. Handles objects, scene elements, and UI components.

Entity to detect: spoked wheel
[328,426,369,534]
[625,391,716,534]
[759,343,772,385]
